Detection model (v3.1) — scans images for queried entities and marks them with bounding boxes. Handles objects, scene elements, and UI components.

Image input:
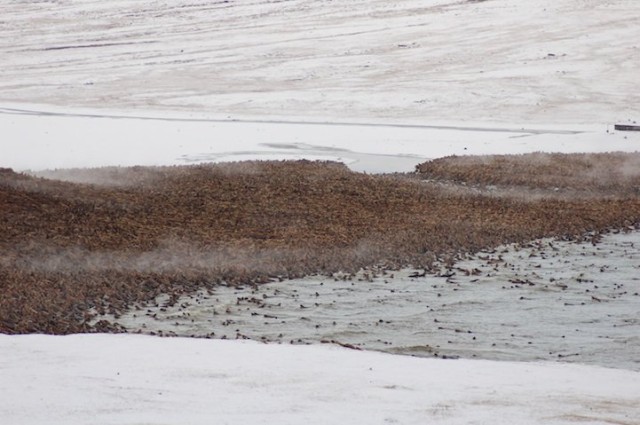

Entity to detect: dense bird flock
[416,152,640,196]
[2,153,640,334]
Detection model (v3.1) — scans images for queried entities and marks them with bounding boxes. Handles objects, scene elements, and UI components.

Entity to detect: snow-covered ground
[1,334,639,425]
[1,0,639,124]
[2,0,640,173]
[2,0,640,423]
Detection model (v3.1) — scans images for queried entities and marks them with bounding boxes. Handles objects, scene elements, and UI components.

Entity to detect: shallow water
[104,230,640,370]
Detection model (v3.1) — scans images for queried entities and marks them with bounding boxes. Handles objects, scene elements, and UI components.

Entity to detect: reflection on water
[103,231,640,370]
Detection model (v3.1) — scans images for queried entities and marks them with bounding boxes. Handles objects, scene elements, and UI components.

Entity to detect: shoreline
[94,228,640,371]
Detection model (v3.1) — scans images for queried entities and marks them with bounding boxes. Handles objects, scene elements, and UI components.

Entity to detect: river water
[102,230,640,371]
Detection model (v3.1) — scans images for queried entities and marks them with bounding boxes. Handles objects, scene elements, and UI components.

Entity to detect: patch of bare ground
[2,156,640,334]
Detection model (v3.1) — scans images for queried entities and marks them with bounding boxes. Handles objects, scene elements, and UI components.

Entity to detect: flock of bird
[1,153,640,337]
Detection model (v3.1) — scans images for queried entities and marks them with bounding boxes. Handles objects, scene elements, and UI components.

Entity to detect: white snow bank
[1,334,638,425]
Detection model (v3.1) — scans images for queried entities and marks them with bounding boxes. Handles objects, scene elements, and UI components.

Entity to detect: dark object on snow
[614,124,640,132]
